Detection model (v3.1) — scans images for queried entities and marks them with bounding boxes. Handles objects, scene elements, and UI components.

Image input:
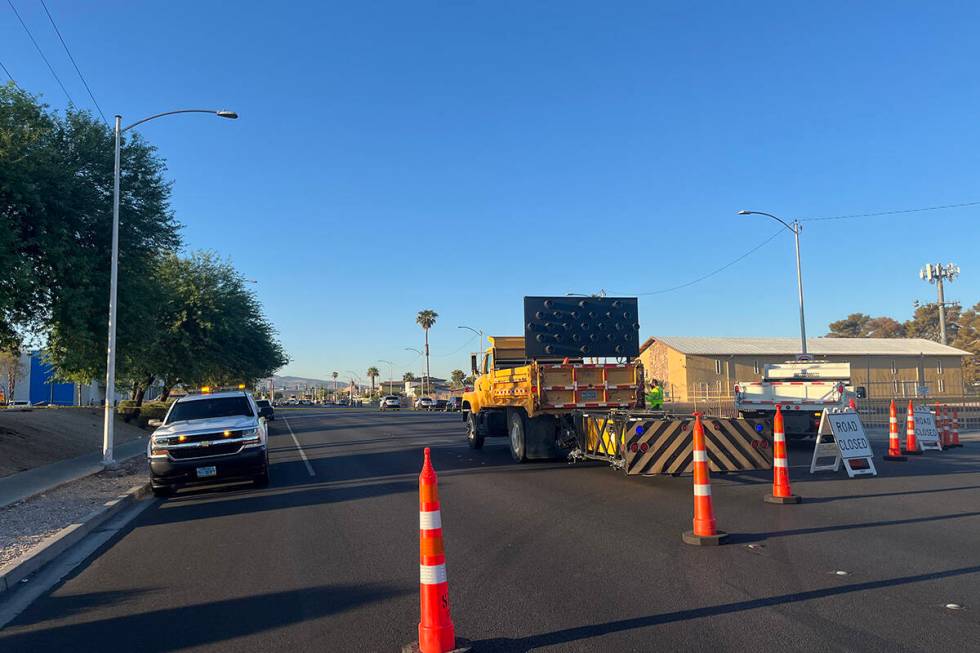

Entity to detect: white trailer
[735,360,863,438]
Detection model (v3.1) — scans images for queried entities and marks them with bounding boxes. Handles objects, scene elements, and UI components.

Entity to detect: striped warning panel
[623,417,773,475]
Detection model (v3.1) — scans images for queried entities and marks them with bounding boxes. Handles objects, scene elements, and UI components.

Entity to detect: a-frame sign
[810,407,877,478]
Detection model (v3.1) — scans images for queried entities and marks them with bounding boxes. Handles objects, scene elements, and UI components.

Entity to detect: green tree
[450,369,466,388]
[367,366,380,396]
[144,252,288,400]
[952,302,980,389]
[864,316,906,338]
[827,313,871,337]
[416,309,438,395]
[904,303,961,343]
[403,371,415,383]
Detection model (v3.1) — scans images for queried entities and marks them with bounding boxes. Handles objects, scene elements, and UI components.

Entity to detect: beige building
[638,337,970,402]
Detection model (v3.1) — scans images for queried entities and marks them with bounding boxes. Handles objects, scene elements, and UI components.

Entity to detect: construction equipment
[462,297,774,475]
[735,360,865,439]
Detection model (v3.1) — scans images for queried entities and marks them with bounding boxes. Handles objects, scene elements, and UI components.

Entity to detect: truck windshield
[166,397,254,423]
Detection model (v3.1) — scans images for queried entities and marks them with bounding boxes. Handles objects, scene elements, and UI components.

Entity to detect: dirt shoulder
[0,408,147,478]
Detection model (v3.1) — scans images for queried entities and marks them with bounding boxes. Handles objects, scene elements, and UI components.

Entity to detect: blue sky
[3,1,979,380]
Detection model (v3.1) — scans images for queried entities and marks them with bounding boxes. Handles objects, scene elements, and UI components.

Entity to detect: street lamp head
[737,210,752,215]
[216,110,238,119]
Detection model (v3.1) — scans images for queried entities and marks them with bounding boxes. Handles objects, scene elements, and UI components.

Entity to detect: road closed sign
[811,408,877,478]
[913,408,942,451]
[826,412,873,460]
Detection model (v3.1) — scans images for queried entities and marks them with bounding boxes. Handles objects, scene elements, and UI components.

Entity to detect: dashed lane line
[281,416,316,477]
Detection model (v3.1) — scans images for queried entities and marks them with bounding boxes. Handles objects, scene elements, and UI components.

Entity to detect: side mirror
[147,419,163,428]
[471,354,478,376]
[855,386,867,399]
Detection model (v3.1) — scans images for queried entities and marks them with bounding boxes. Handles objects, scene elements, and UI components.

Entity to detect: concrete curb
[0,440,148,510]
[0,482,151,594]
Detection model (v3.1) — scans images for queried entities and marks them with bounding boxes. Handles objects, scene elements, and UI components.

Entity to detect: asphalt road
[2,407,980,652]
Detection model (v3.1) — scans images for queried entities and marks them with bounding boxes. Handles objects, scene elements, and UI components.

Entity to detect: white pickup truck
[735,360,864,438]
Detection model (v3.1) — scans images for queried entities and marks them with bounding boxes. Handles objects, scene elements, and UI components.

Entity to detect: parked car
[256,399,275,421]
[147,390,269,497]
[433,399,448,411]
[5,400,32,409]
[445,397,462,412]
[379,395,401,411]
[415,397,436,411]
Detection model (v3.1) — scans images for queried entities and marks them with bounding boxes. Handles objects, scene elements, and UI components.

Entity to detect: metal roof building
[638,337,970,402]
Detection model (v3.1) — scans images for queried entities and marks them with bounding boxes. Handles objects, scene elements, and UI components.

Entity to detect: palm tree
[367,366,380,396]
[416,309,438,396]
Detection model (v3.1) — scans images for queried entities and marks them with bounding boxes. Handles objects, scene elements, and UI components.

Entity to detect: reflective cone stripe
[690,413,717,536]
[771,405,793,498]
[887,400,903,457]
[417,447,455,653]
[952,410,961,446]
[905,400,919,453]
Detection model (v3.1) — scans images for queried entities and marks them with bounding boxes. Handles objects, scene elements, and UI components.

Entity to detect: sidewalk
[0,437,148,509]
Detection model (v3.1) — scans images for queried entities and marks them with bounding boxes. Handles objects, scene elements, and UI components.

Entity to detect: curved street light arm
[122,108,237,132]
[740,210,796,233]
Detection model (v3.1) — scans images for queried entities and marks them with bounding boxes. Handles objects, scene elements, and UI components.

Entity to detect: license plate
[580,390,598,401]
[195,466,217,478]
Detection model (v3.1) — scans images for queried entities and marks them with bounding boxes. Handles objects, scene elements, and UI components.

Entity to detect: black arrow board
[523,296,640,359]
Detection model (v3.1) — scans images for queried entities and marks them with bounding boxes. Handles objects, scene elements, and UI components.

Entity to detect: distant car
[445,397,462,412]
[256,399,275,421]
[147,390,269,497]
[379,395,401,411]
[415,397,435,411]
[5,400,31,409]
[433,399,448,411]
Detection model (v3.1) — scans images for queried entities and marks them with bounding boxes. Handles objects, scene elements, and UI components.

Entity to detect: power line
[39,0,107,124]
[605,228,784,297]
[0,57,15,83]
[6,0,75,106]
[798,200,980,222]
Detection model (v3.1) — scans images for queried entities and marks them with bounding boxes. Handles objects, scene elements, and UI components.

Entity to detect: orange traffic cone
[404,449,471,653]
[682,413,728,545]
[951,409,962,448]
[937,403,949,448]
[765,405,801,504]
[883,399,907,461]
[905,400,922,455]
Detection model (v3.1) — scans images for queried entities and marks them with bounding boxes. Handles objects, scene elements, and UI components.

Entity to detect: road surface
[2,407,980,651]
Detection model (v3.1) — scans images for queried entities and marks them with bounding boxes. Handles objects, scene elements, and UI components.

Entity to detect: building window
[715,359,722,375]
[937,359,944,375]
[938,377,945,393]
[753,360,760,374]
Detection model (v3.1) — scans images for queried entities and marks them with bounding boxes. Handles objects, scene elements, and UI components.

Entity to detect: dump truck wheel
[508,410,527,462]
[467,412,484,449]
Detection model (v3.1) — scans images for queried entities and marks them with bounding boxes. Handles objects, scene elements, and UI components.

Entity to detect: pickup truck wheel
[508,410,527,462]
[467,412,484,449]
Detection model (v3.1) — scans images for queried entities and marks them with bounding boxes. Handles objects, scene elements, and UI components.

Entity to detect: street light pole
[102,108,237,467]
[378,359,394,394]
[457,325,485,363]
[405,348,423,397]
[737,210,808,357]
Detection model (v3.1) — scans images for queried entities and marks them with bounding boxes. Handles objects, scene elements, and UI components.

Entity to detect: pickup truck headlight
[241,428,261,445]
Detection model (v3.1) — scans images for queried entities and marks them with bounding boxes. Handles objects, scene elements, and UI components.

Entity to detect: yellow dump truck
[462,296,775,475]
[462,335,644,460]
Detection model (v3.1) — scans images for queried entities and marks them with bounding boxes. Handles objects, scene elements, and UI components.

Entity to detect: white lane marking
[282,416,315,477]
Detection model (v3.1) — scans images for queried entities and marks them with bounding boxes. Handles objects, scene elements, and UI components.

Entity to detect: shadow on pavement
[725,509,980,545]
[8,588,159,628]
[472,564,980,652]
[0,583,408,651]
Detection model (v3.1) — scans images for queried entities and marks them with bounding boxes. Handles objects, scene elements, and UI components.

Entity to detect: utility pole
[919,263,960,345]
